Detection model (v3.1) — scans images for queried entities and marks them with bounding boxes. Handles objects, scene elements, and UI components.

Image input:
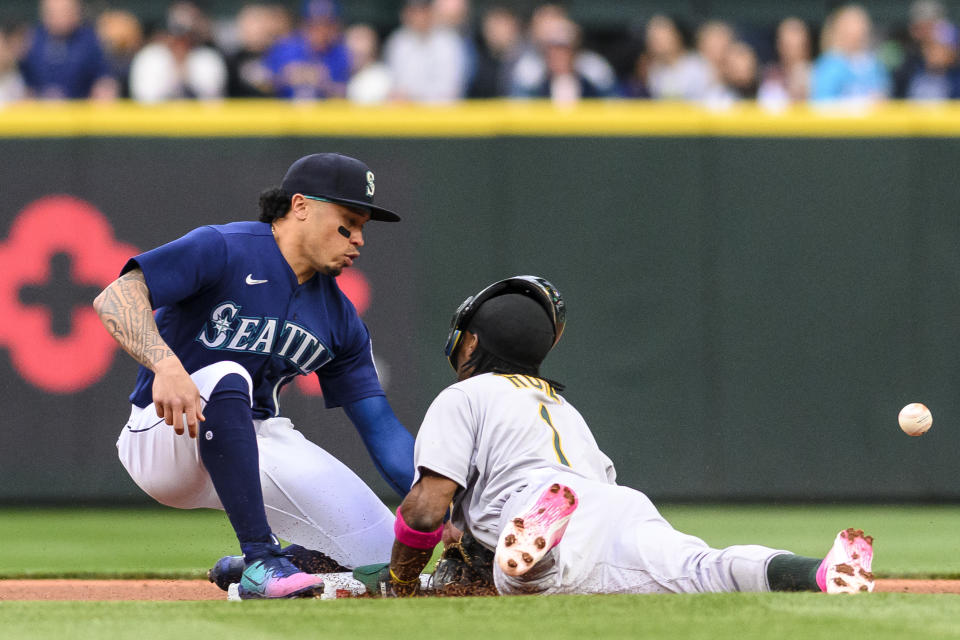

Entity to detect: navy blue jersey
[122,221,384,418]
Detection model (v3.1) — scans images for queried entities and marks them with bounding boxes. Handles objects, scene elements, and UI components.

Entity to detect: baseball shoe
[207,544,348,592]
[237,554,325,599]
[208,554,245,591]
[496,483,578,578]
[819,528,875,594]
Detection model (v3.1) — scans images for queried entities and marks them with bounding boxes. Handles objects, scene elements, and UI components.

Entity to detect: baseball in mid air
[898,403,932,437]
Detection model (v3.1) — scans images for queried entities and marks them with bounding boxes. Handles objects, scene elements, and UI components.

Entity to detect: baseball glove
[429,530,498,596]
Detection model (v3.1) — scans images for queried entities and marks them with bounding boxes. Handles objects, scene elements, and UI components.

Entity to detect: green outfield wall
[0,102,956,502]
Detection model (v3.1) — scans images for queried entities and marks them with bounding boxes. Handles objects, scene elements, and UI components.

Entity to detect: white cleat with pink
[819,528,875,594]
[496,483,579,578]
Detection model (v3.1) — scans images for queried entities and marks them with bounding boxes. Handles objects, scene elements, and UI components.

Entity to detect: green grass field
[2,504,959,639]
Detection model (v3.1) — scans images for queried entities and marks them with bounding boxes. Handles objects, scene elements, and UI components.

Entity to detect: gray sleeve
[412,387,476,488]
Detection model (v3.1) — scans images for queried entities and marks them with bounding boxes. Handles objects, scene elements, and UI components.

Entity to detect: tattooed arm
[93,268,205,437]
[93,269,172,369]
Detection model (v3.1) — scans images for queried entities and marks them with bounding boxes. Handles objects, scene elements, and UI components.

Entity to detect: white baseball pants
[116,361,395,568]
[494,473,788,595]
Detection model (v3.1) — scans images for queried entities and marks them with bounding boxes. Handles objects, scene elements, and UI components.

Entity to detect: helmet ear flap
[444,329,464,370]
[444,293,476,370]
[524,276,565,348]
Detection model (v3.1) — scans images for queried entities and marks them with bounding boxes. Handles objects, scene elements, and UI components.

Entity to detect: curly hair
[258,188,292,223]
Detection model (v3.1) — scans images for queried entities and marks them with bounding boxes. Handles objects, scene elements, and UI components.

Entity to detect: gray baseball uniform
[414,372,788,595]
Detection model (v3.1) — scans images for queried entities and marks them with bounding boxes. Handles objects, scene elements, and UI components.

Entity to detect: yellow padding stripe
[2,100,960,137]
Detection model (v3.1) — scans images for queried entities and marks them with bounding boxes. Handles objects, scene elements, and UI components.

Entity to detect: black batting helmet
[443,275,566,370]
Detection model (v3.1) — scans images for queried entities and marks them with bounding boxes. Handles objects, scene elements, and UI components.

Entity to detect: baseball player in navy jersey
[93,153,414,599]
[386,276,875,597]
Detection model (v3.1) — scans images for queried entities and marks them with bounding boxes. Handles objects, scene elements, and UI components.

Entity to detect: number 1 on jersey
[539,404,570,467]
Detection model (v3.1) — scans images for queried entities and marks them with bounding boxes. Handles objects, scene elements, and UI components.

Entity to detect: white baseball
[898,403,932,437]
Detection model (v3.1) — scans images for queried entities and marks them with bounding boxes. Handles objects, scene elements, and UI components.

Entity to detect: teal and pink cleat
[208,544,348,592]
[817,528,875,594]
[496,483,579,578]
[237,555,325,599]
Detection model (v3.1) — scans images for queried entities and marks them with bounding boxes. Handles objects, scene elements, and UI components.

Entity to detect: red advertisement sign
[0,196,138,393]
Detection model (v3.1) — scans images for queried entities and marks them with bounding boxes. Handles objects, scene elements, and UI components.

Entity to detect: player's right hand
[151,357,205,438]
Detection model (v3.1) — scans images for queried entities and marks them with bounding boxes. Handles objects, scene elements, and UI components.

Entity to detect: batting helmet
[443,275,566,370]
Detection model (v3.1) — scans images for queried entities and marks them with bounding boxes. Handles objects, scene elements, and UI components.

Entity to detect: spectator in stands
[20,0,117,100]
[514,15,607,103]
[344,23,392,104]
[96,10,143,98]
[893,0,947,97]
[226,4,290,98]
[0,25,27,104]
[468,5,523,98]
[643,14,710,101]
[757,17,813,108]
[384,0,466,103]
[700,39,759,108]
[433,0,476,93]
[810,4,889,103]
[129,1,228,103]
[904,20,960,99]
[695,20,735,96]
[720,41,759,101]
[434,0,471,34]
[264,0,350,99]
[512,4,615,98]
[909,1,947,50]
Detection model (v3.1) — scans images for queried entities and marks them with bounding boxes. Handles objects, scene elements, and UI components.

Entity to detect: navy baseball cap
[281,153,400,222]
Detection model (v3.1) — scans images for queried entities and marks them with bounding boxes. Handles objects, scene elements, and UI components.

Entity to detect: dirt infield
[0,579,957,600]
[0,580,224,601]
[875,580,960,594]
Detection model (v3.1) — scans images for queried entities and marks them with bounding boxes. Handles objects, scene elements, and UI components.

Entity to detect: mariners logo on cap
[366,171,375,197]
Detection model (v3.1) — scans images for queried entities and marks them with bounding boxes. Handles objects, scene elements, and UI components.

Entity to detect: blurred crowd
[2,0,960,107]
